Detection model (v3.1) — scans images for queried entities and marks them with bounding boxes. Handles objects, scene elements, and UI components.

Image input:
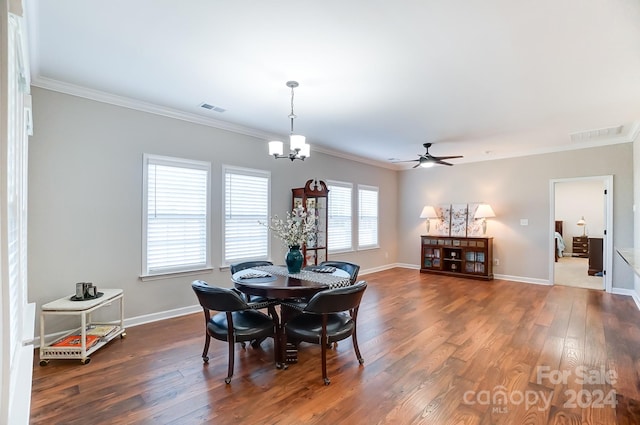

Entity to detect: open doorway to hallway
[551,176,612,291]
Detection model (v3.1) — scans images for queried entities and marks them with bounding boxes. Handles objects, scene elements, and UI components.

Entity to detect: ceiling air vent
[570,125,623,143]
[199,102,226,113]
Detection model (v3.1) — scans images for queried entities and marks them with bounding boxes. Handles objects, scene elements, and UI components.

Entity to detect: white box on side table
[39,288,125,365]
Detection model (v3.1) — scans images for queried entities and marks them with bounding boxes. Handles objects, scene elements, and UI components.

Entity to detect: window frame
[141,153,212,279]
[357,184,380,250]
[326,180,354,254]
[222,164,271,266]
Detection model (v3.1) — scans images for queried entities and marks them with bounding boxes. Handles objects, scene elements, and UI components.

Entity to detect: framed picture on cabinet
[434,204,451,236]
[466,203,483,236]
[450,204,468,237]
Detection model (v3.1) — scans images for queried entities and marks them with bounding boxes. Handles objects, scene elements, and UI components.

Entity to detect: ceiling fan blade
[392,159,420,163]
[433,155,463,160]
[435,160,454,166]
[412,163,421,168]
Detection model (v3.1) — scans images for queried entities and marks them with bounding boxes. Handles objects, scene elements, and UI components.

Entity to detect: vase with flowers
[261,206,316,274]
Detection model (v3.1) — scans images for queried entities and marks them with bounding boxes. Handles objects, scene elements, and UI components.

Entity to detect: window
[142,154,211,276]
[4,12,35,424]
[223,166,270,263]
[327,181,352,252]
[358,185,379,249]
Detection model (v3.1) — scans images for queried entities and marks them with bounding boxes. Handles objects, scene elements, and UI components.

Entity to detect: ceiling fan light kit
[268,81,311,161]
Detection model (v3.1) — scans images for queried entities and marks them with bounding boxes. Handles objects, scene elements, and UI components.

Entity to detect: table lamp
[474,204,496,235]
[419,205,438,233]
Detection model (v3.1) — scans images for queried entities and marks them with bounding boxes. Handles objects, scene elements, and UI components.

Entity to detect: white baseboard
[35,265,640,348]
[611,287,640,310]
[34,304,202,348]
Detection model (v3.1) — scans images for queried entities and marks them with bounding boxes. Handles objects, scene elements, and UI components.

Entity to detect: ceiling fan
[394,142,463,168]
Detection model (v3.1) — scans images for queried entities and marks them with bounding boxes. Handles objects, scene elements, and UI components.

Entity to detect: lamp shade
[268,140,283,156]
[577,216,586,226]
[474,204,496,219]
[289,134,306,151]
[420,205,438,219]
[299,142,311,158]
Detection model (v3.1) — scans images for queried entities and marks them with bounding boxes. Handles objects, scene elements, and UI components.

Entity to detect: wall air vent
[199,102,226,113]
[570,125,623,143]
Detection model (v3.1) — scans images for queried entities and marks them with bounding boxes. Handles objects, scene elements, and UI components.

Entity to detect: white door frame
[549,175,613,292]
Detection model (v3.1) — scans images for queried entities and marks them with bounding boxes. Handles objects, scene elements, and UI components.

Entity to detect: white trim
[549,175,613,293]
[326,180,354,253]
[612,288,640,311]
[33,304,203,349]
[30,77,397,170]
[494,274,552,286]
[221,164,271,265]
[140,267,214,282]
[142,154,212,276]
[34,268,640,353]
[357,184,379,250]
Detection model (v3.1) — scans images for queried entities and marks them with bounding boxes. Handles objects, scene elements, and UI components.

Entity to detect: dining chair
[318,261,360,284]
[284,280,367,385]
[230,260,279,305]
[191,280,277,384]
[289,260,360,311]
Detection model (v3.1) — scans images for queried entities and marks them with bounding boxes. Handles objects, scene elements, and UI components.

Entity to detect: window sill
[140,267,214,282]
[357,245,380,251]
[328,248,355,255]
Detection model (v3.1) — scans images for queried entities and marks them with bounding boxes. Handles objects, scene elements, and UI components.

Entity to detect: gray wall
[397,144,634,288]
[28,87,398,328]
[28,86,635,334]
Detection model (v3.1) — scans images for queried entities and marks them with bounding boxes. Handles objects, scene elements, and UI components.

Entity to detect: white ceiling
[24,0,640,168]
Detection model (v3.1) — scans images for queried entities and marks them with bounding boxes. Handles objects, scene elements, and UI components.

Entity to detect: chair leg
[352,329,364,365]
[225,339,235,384]
[202,333,211,363]
[321,338,330,385]
[321,316,330,385]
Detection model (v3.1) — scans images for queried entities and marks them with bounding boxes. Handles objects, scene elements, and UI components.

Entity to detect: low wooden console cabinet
[420,236,494,280]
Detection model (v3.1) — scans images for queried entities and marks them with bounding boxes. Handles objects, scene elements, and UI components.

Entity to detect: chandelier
[268,81,310,161]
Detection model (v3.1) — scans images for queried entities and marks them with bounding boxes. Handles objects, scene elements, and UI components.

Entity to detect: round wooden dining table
[231,265,351,366]
[232,265,350,300]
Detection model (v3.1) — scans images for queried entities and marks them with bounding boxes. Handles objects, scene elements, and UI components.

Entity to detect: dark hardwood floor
[30,268,640,424]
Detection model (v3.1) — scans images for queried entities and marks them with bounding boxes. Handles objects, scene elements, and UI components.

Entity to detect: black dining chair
[229,260,274,305]
[191,280,277,384]
[284,280,367,385]
[318,261,360,284]
[289,260,361,316]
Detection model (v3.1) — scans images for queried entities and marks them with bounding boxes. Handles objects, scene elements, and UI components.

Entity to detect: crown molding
[31,76,280,140]
[31,76,397,170]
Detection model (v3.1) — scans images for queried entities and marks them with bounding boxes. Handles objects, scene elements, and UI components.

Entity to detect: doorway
[549,176,613,292]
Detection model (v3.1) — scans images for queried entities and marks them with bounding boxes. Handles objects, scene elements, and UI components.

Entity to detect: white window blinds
[143,154,211,275]
[4,11,34,425]
[327,181,352,252]
[223,166,270,263]
[358,185,379,248]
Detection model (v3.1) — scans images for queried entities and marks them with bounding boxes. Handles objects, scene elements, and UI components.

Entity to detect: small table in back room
[232,265,350,365]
